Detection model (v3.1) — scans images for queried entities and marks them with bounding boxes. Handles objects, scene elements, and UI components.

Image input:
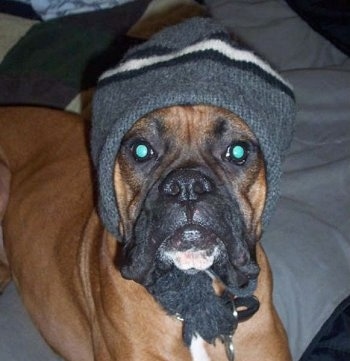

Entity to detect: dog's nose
[159,169,214,201]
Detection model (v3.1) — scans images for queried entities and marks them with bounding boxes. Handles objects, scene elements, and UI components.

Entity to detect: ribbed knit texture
[91,17,296,238]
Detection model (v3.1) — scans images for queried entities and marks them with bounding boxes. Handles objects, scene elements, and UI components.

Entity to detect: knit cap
[91,17,296,238]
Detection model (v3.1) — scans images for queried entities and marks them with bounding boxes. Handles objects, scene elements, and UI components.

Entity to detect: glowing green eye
[225,142,249,164]
[132,141,154,161]
[135,144,148,158]
[231,145,245,159]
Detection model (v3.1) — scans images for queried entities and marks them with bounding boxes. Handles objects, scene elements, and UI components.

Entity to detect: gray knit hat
[91,17,296,238]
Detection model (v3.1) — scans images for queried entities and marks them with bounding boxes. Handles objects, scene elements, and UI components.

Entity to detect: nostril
[193,181,206,195]
[194,176,213,194]
[159,178,180,196]
[167,182,180,196]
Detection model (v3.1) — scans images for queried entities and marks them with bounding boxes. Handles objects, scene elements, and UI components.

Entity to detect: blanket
[5,0,135,20]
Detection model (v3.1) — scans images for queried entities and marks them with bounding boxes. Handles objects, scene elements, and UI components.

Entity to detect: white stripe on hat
[99,38,291,89]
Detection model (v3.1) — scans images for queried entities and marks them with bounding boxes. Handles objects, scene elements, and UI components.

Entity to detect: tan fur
[0,145,11,292]
[0,106,291,360]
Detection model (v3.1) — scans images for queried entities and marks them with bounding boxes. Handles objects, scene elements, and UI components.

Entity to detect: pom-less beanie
[91,17,296,238]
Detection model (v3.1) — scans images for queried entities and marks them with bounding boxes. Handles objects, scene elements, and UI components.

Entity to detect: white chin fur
[163,247,220,271]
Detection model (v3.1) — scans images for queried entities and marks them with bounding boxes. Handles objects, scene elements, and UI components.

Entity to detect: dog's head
[114,105,266,294]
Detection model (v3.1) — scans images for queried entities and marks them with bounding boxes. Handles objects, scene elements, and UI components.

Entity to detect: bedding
[4,0,136,20]
[0,0,151,111]
[0,0,349,360]
[0,0,40,20]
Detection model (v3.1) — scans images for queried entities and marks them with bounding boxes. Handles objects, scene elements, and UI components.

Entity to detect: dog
[0,16,296,361]
[0,104,291,361]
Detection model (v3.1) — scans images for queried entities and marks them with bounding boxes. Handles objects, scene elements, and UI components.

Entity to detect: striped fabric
[99,36,293,97]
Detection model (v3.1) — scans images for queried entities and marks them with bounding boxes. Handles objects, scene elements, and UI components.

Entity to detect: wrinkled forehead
[122,105,257,143]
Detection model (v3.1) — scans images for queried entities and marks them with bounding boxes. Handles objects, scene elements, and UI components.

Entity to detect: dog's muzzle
[120,168,259,292]
[157,169,225,272]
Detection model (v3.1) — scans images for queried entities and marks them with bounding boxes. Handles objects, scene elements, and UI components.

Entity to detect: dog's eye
[224,142,249,165]
[132,141,155,162]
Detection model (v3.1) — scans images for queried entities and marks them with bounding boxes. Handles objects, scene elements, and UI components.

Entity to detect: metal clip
[219,291,238,361]
[221,334,235,361]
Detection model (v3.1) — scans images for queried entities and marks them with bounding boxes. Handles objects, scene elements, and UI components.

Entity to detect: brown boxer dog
[0,105,291,361]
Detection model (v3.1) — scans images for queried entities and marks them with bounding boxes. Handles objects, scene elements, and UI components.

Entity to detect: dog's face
[114,105,266,295]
